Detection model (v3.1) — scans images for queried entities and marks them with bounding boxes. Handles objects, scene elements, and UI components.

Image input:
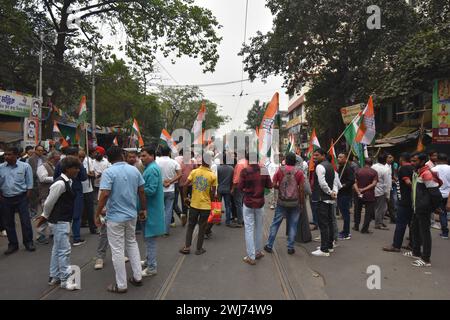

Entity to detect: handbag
[208,200,222,224]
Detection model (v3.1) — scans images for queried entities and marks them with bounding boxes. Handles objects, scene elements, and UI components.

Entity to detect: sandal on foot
[128,277,143,287]
[411,259,431,267]
[243,256,256,265]
[255,251,265,259]
[179,247,190,254]
[107,284,127,293]
[195,248,206,255]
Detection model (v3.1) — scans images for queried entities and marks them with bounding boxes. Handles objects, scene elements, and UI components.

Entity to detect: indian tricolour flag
[77,96,88,124]
[258,92,279,167]
[329,139,338,172]
[355,96,376,145]
[113,136,119,146]
[307,128,321,171]
[192,102,206,145]
[286,134,295,153]
[53,121,69,148]
[160,129,178,154]
[132,118,144,147]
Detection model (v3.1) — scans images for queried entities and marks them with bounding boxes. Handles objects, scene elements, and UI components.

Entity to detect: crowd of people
[0,143,449,292]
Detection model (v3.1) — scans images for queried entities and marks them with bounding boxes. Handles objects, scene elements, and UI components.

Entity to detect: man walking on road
[311,148,340,257]
[217,153,234,227]
[264,152,304,255]
[354,158,378,234]
[179,151,217,255]
[0,147,35,254]
[372,153,392,230]
[239,153,273,265]
[231,153,248,227]
[140,147,165,277]
[383,153,415,253]
[156,146,181,234]
[95,146,146,293]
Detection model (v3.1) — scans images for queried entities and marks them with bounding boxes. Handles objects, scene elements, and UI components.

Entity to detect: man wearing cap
[93,146,111,204]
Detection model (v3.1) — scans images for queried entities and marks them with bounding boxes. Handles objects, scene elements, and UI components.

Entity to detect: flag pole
[339,148,353,180]
[85,124,92,189]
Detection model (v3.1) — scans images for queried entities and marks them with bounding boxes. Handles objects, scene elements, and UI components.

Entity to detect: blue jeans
[337,196,351,236]
[49,222,72,281]
[233,189,244,224]
[220,193,232,225]
[267,205,300,250]
[243,205,264,260]
[440,198,449,235]
[145,237,157,271]
[164,192,175,234]
[72,191,83,241]
[393,205,413,249]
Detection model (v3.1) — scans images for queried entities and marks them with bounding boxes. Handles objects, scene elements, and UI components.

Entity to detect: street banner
[340,103,364,124]
[0,90,33,117]
[432,79,450,144]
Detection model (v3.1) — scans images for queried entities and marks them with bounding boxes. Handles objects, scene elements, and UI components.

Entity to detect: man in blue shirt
[0,147,35,254]
[95,146,147,293]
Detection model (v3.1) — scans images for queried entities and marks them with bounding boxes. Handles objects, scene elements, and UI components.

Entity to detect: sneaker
[0,230,7,237]
[411,259,431,267]
[48,277,61,286]
[60,281,78,291]
[170,222,176,228]
[317,246,334,253]
[94,259,104,270]
[403,251,420,259]
[431,222,441,230]
[263,245,273,253]
[270,205,275,210]
[124,256,129,263]
[36,235,49,245]
[338,232,351,240]
[255,251,265,259]
[181,214,187,227]
[440,233,449,240]
[313,236,321,242]
[311,249,330,257]
[72,239,86,247]
[142,267,157,277]
[287,248,295,255]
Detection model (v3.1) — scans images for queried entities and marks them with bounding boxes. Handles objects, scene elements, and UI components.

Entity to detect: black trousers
[1,193,33,247]
[354,198,375,231]
[173,184,182,217]
[180,185,192,216]
[317,202,334,252]
[412,212,432,262]
[185,207,209,250]
[82,191,96,232]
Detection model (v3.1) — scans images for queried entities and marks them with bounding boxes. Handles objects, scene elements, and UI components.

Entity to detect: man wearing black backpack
[264,152,305,255]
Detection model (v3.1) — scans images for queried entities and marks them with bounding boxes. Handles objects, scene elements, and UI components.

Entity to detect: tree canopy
[245,100,265,130]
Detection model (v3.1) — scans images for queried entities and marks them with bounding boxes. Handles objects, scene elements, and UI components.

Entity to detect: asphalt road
[0,201,449,300]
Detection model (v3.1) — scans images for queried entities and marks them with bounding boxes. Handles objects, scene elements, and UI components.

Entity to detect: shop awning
[0,130,22,143]
[374,126,419,146]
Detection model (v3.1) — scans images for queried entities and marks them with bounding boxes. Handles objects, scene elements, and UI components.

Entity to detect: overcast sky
[150,0,289,136]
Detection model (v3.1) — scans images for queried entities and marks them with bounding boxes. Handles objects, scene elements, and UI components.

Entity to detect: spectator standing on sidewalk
[239,153,273,265]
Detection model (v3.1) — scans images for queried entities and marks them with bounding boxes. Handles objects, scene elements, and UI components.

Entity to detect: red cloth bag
[208,200,222,224]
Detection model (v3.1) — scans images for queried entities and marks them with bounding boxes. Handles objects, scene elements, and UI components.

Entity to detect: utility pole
[38,33,44,144]
[91,54,96,145]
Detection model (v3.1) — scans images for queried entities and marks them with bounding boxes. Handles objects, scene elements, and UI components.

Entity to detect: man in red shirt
[238,153,273,265]
[353,158,378,234]
[264,153,304,255]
